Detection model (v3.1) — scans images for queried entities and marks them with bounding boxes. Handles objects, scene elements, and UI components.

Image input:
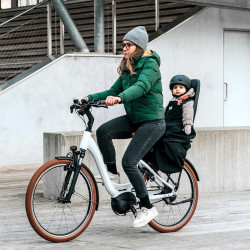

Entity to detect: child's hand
[78,97,89,103]
[184,125,191,135]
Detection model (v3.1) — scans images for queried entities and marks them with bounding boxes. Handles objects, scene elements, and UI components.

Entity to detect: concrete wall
[1,7,250,166]
[43,128,250,198]
[149,7,250,127]
[188,127,250,193]
[0,54,124,166]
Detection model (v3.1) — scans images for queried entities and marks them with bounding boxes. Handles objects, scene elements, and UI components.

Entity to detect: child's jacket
[165,88,196,141]
[150,88,196,173]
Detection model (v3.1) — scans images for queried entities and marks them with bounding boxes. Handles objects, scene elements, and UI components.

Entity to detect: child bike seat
[191,79,200,121]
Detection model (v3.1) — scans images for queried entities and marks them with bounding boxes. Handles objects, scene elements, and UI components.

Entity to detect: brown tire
[26,159,97,242]
[145,161,198,232]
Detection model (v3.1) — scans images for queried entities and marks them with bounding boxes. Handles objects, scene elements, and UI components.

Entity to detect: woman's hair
[117,46,144,76]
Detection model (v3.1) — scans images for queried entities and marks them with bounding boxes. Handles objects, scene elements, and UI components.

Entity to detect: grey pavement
[0,164,250,250]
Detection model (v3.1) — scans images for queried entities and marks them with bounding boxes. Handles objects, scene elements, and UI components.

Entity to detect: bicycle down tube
[79,130,132,197]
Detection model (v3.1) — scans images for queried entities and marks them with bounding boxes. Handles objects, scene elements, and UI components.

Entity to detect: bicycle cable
[76,109,87,127]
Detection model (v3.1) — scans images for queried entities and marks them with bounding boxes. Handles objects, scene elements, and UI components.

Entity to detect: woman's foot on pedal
[132,207,158,228]
[95,172,120,184]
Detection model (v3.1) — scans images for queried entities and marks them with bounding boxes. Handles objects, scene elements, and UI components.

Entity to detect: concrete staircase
[0,0,201,87]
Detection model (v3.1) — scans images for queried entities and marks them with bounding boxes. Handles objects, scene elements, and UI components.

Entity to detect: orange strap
[177,96,189,105]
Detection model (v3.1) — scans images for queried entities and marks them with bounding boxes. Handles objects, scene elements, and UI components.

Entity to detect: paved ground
[0,164,250,250]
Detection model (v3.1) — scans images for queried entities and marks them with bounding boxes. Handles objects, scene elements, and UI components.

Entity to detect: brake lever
[70,102,82,113]
[81,99,88,104]
[70,105,74,113]
[99,104,108,109]
[91,104,108,109]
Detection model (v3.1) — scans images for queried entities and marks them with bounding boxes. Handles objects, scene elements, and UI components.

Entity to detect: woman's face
[122,40,137,59]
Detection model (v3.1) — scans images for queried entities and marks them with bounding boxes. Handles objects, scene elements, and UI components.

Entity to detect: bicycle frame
[78,130,176,201]
[25,99,199,242]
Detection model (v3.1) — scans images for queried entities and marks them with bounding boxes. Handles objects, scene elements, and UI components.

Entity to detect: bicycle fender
[185,158,200,181]
[55,156,71,160]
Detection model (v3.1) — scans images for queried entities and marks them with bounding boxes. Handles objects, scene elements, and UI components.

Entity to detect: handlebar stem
[85,109,94,132]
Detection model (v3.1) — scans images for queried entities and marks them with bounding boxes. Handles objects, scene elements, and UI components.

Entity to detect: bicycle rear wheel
[26,159,97,242]
[145,161,198,232]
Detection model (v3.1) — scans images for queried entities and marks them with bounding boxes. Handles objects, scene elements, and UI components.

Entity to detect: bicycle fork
[59,146,86,203]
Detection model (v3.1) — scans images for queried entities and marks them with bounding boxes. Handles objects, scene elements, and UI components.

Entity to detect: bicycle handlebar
[70,99,108,132]
[70,99,107,114]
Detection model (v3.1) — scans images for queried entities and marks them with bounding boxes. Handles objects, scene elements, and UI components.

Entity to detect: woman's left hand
[105,96,121,106]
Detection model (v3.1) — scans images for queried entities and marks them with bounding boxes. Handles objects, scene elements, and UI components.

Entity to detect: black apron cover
[145,99,196,174]
[155,137,191,173]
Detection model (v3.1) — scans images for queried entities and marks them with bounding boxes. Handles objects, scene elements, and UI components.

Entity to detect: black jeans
[96,115,165,198]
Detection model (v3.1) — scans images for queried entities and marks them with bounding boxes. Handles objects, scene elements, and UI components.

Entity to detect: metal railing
[0,0,67,83]
[110,0,161,55]
[0,0,199,85]
[46,2,66,56]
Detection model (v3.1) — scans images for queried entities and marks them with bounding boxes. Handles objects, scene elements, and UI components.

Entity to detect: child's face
[172,84,186,96]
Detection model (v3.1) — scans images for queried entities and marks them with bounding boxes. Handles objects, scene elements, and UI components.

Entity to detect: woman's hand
[105,96,121,106]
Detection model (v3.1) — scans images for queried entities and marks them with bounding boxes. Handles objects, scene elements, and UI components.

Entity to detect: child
[146,75,196,174]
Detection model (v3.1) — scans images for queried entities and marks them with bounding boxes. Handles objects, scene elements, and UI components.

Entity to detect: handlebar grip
[70,105,74,113]
[81,99,88,104]
[100,100,120,105]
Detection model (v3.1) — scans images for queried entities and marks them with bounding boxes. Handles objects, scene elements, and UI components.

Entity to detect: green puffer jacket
[88,50,164,124]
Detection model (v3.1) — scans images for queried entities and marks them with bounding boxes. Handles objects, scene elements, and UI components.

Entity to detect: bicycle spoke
[62,205,69,234]
[144,162,198,231]
[40,183,58,197]
[49,169,61,195]
[57,206,64,234]
[73,191,90,201]
[46,202,60,231]
[66,204,81,227]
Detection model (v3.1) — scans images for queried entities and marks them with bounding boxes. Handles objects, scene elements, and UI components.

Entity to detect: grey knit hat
[123,26,148,50]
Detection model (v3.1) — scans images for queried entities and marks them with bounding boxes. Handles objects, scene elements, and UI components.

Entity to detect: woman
[83,26,165,228]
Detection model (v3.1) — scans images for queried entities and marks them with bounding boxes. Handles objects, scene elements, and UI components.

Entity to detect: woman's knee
[96,124,109,140]
[122,155,137,170]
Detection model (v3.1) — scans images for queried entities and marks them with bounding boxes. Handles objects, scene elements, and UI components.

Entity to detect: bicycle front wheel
[145,161,198,232]
[26,159,97,242]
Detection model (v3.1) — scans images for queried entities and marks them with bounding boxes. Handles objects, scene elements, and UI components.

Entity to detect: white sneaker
[132,207,158,228]
[95,171,120,184]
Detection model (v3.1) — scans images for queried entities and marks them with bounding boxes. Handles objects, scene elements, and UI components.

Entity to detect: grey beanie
[123,26,148,50]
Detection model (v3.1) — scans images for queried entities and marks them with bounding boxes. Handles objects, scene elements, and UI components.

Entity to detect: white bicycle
[26,99,199,242]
